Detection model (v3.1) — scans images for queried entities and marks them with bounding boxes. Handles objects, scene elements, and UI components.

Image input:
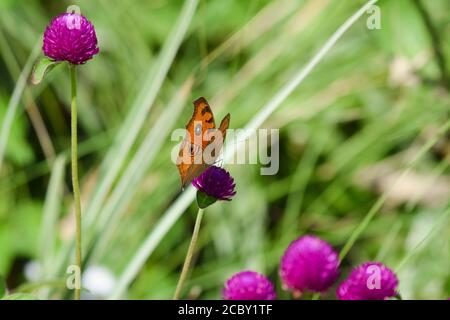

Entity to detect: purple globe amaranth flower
[280,235,340,294]
[192,166,236,208]
[223,271,276,300]
[336,262,399,300]
[43,13,99,65]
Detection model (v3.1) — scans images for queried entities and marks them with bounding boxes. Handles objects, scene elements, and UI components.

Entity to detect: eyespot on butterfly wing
[177,97,230,189]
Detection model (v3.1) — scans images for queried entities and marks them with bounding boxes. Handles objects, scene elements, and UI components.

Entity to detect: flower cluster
[192,166,236,201]
[223,235,400,300]
[336,262,398,300]
[280,235,340,294]
[223,271,276,300]
[192,166,236,208]
[43,13,99,64]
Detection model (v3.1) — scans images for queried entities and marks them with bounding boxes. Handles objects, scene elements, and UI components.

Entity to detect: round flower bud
[336,262,399,300]
[223,271,276,300]
[280,235,340,294]
[43,13,99,64]
[193,166,236,201]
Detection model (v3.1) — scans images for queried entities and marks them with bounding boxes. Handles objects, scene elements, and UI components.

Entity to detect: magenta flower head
[280,235,340,294]
[193,166,236,208]
[43,13,99,65]
[336,262,399,300]
[223,271,276,300]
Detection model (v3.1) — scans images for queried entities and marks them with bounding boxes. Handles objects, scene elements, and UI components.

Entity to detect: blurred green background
[0,0,449,299]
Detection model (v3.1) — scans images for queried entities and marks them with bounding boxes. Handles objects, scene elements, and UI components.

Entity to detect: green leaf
[31,58,61,85]
[1,293,38,300]
[196,191,217,209]
[0,276,6,297]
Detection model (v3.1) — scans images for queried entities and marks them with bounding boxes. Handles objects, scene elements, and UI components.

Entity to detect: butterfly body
[177,97,230,189]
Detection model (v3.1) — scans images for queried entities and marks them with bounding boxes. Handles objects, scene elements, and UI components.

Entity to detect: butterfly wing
[177,97,219,188]
[186,97,216,149]
[182,113,230,188]
[206,113,230,165]
[218,113,230,141]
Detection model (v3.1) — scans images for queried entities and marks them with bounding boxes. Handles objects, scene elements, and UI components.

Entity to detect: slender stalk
[173,208,204,300]
[70,65,82,300]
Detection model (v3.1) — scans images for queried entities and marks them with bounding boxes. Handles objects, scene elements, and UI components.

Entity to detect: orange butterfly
[177,97,230,189]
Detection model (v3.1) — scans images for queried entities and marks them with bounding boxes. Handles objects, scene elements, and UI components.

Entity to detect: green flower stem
[173,208,204,300]
[70,64,82,300]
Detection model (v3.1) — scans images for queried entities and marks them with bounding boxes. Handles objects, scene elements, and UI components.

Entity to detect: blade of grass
[375,157,450,261]
[224,0,378,154]
[0,130,111,192]
[0,29,56,163]
[339,118,450,261]
[39,155,66,277]
[110,187,196,299]
[202,0,298,67]
[277,139,324,237]
[110,0,379,299]
[375,221,403,262]
[304,100,443,218]
[0,40,41,171]
[213,0,331,108]
[395,204,450,272]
